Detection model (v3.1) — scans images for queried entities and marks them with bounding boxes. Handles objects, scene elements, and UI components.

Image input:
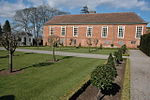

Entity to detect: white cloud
[0,0,26,18]
[45,0,150,11]
[0,0,150,18]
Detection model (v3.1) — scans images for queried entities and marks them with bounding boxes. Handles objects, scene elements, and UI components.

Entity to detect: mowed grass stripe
[0,50,105,100]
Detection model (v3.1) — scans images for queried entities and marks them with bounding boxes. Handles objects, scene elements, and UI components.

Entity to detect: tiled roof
[45,12,147,25]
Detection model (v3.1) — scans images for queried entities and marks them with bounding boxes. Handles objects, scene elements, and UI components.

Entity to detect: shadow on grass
[98,83,121,100]
[0,95,15,100]
[13,62,54,72]
[61,56,74,60]
[0,55,8,59]
[0,53,34,59]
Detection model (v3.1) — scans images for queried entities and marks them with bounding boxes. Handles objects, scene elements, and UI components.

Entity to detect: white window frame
[73,26,78,37]
[86,26,93,37]
[61,26,66,36]
[135,26,143,39]
[49,26,55,35]
[117,26,125,38]
[101,26,108,38]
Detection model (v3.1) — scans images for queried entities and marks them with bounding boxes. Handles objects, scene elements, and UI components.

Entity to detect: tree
[0,24,2,36]
[3,20,11,33]
[13,5,69,46]
[48,35,60,62]
[80,5,89,14]
[0,21,19,72]
[86,38,92,52]
[91,64,117,99]
[93,39,99,50]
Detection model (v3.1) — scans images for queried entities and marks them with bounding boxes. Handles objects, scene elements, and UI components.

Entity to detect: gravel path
[129,50,150,100]
[0,48,108,59]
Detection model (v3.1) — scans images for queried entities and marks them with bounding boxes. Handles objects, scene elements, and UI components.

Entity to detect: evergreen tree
[0,24,2,36]
[80,5,89,14]
[3,20,11,33]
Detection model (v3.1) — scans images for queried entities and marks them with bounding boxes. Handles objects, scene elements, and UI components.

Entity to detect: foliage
[118,48,123,61]
[80,5,89,14]
[140,33,150,56]
[91,64,117,90]
[13,5,69,44]
[0,20,19,72]
[0,24,2,36]
[111,44,114,47]
[107,53,115,66]
[48,35,60,61]
[121,45,127,54]
[3,20,11,33]
[114,48,123,64]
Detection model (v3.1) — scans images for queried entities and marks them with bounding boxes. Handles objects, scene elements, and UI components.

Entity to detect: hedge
[140,33,150,56]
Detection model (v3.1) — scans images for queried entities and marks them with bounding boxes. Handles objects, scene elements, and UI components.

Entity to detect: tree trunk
[52,46,56,62]
[9,51,13,72]
[88,46,90,52]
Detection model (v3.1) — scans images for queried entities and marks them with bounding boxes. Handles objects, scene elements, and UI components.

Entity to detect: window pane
[61,27,66,36]
[102,26,108,37]
[136,26,142,38]
[118,26,124,38]
[87,27,92,37]
[73,27,78,36]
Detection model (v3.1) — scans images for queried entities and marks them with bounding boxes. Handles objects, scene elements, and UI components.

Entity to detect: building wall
[43,24,147,48]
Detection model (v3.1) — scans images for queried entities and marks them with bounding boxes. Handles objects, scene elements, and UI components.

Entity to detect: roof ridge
[56,12,135,17]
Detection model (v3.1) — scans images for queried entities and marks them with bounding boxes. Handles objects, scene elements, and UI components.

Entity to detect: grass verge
[121,58,130,100]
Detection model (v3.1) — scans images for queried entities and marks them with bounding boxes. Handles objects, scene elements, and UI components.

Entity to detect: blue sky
[0,0,150,26]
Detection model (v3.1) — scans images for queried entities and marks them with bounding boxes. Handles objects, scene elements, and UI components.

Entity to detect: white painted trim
[135,26,143,39]
[117,26,125,39]
[73,26,78,37]
[101,26,108,38]
[61,26,66,36]
[86,26,93,37]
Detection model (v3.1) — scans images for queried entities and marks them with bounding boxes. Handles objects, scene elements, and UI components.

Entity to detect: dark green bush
[140,33,150,56]
[121,44,127,54]
[91,64,117,90]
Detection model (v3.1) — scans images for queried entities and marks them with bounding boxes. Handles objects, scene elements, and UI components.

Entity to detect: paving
[0,48,129,59]
[129,50,150,100]
[0,48,109,59]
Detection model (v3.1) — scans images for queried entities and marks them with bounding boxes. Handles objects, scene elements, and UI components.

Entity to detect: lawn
[19,46,118,55]
[0,50,105,100]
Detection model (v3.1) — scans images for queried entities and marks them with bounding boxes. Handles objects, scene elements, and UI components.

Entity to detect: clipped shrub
[91,64,117,90]
[140,33,150,56]
[111,44,114,47]
[121,44,127,54]
[118,48,123,61]
[107,53,115,67]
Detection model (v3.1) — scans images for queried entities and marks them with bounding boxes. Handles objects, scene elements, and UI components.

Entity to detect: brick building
[43,12,148,48]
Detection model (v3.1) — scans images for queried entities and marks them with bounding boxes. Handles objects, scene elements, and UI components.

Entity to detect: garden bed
[74,60,126,100]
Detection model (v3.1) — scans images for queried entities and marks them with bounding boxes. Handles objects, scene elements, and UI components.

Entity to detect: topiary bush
[91,64,117,90]
[121,45,127,54]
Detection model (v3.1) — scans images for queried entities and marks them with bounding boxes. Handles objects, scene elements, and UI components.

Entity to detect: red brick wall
[43,24,147,48]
